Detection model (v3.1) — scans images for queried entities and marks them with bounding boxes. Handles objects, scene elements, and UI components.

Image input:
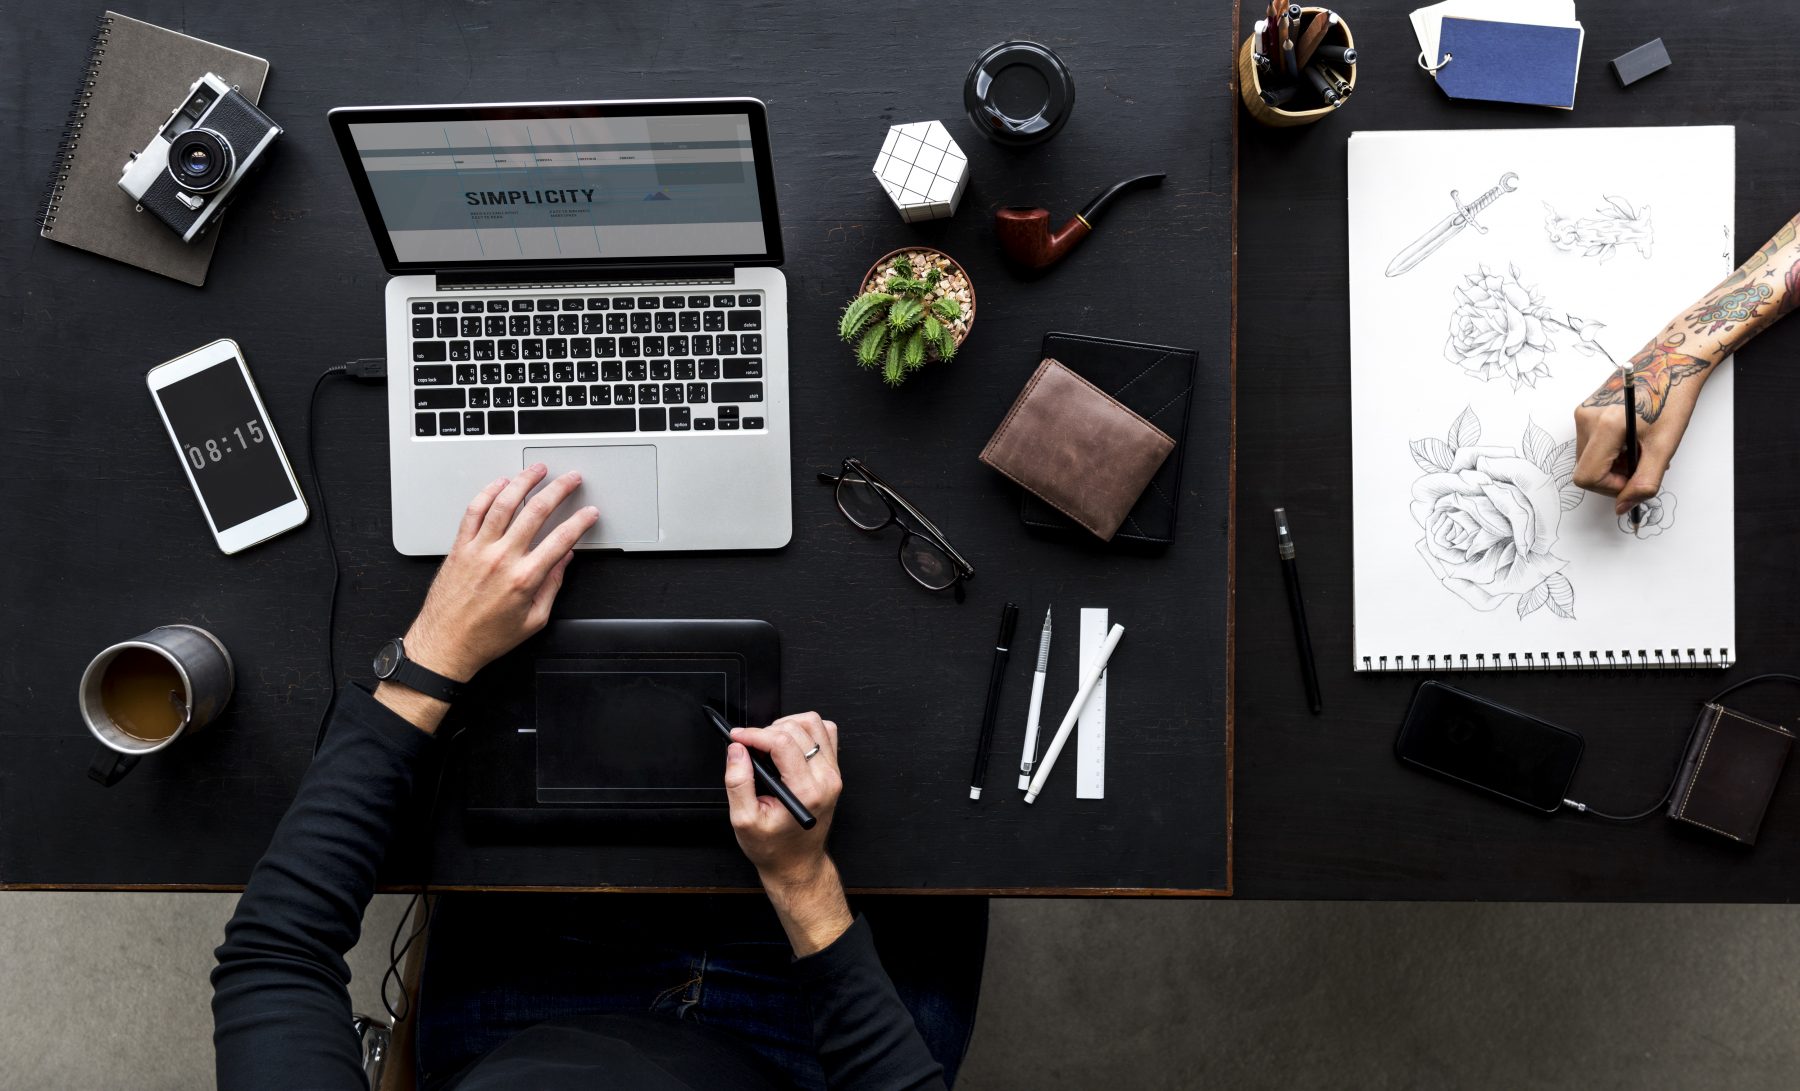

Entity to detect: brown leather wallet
[979,358,1175,541]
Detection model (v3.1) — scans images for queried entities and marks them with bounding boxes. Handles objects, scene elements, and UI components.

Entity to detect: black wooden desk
[1236,1,1800,899]
[1,2,1235,893]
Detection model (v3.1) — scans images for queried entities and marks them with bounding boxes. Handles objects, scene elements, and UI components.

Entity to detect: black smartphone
[1395,681,1585,814]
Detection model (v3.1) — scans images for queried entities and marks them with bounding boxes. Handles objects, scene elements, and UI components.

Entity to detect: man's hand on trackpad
[400,464,598,687]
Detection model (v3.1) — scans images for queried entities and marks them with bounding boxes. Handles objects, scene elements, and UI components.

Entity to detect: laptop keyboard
[408,293,767,438]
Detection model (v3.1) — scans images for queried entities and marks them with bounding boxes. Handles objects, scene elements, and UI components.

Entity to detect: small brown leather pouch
[1667,703,1794,845]
[979,358,1175,541]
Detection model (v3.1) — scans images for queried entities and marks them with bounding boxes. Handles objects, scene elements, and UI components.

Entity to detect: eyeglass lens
[835,467,892,530]
[899,533,959,590]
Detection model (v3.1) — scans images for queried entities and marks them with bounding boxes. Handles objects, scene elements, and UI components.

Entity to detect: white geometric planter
[872,120,969,223]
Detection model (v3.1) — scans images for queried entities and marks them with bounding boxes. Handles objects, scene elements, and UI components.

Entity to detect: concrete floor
[2,894,1796,1089]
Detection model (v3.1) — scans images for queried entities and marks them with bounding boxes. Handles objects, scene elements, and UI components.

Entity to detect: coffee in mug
[80,625,234,786]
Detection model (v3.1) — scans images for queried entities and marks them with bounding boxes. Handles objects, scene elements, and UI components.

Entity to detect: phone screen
[153,358,297,531]
[1395,682,1584,812]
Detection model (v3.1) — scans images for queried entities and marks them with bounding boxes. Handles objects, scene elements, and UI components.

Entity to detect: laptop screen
[329,100,782,272]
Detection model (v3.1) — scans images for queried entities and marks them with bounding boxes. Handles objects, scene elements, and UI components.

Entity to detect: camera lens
[165,129,233,193]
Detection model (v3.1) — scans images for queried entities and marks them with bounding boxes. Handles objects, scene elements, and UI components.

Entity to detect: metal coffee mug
[79,624,234,787]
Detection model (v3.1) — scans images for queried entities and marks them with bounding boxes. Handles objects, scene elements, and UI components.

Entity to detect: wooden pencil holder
[1238,7,1357,127]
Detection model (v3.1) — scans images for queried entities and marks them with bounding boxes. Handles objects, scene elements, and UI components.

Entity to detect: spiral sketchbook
[35,13,269,286]
[1347,127,1736,672]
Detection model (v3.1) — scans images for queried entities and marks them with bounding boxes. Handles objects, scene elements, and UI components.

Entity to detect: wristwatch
[372,637,465,703]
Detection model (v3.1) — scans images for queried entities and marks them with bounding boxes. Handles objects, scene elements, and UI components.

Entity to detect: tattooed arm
[1573,213,1800,513]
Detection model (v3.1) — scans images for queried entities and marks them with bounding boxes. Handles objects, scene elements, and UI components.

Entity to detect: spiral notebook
[35,12,269,287]
[1347,127,1737,672]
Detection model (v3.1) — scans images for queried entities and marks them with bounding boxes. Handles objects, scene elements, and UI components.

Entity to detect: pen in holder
[1238,6,1358,127]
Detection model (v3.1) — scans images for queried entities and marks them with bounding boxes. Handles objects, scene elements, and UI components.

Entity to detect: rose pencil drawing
[1409,407,1583,618]
[1444,264,1610,390]
[1620,492,1678,537]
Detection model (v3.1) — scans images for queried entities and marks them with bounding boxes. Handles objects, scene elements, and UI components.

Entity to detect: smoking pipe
[994,173,1166,270]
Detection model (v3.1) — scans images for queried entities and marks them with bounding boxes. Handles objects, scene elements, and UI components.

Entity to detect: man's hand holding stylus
[725,712,853,956]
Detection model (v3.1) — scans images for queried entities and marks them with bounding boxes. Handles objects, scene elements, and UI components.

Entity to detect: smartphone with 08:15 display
[147,339,308,554]
[1395,681,1585,814]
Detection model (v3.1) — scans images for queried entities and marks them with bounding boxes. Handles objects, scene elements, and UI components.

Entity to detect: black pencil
[1623,368,1642,529]
[1275,509,1322,714]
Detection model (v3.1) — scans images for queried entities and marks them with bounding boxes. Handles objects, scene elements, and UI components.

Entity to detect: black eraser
[1611,39,1671,87]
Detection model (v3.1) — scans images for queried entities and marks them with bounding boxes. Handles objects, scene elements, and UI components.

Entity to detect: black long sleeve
[212,685,952,1091]
[796,916,948,1090]
[212,684,434,1090]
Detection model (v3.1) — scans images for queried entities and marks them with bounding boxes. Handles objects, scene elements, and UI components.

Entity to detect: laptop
[327,99,792,555]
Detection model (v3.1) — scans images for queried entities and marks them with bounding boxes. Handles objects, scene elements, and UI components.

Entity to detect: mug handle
[88,747,140,787]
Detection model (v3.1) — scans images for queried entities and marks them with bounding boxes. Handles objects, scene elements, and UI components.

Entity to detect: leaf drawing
[1517,581,1550,619]
[1545,439,1578,485]
[1409,437,1455,473]
[1447,405,1481,448]
[1521,419,1556,472]
[1543,572,1576,618]
[1559,484,1586,511]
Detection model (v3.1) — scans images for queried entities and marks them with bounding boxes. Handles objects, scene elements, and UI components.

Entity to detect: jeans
[416,892,988,1090]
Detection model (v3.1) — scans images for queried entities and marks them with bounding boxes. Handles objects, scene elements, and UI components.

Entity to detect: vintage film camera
[118,73,282,242]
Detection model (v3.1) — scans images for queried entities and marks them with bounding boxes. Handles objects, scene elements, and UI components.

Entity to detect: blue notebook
[1436,16,1583,109]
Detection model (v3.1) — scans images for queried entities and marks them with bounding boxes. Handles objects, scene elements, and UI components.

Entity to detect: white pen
[1024,623,1124,804]
[1018,607,1053,790]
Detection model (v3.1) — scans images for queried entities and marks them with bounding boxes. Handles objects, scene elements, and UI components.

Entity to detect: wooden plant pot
[1237,7,1358,128]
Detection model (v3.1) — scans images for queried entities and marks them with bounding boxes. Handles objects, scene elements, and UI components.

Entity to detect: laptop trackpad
[523,446,660,546]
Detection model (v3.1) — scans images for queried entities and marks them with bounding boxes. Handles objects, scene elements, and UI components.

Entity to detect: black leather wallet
[1019,332,1198,547]
[1666,703,1794,845]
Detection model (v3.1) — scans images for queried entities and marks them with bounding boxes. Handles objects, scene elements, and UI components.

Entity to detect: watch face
[373,639,401,679]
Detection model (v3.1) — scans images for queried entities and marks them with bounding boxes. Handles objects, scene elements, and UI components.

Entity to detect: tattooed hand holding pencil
[1573,211,1800,515]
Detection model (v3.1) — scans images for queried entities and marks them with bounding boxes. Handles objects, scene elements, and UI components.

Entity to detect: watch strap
[388,655,464,704]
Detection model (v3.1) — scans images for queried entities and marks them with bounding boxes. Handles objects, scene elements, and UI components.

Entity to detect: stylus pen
[703,705,816,829]
[1018,607,1053,790]
[1275,508,1322,715]
[1024,624,1124,804]
[970,602,1020,801]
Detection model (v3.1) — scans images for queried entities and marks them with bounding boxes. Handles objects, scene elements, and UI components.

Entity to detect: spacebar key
[518,407,639,434]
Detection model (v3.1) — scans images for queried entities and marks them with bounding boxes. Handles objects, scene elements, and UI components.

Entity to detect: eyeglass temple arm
[825,462,975,575]
[869,481,975,574]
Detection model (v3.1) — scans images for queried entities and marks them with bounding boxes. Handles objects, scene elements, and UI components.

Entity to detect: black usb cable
[306,356,457,1024]
[306,358,386,753]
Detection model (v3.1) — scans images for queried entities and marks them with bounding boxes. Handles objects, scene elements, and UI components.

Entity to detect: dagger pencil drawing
[1385,172,1520,277]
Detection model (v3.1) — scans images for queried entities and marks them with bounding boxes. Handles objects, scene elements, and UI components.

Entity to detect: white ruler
[1076,607,1107,799]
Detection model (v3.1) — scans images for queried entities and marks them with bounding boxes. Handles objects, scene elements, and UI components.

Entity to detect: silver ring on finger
[804,745,821,761]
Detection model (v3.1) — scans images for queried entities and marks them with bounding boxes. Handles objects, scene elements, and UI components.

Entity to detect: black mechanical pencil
[703,705,816,829]
[1274,508,1323,715]
[969,602,1019,801]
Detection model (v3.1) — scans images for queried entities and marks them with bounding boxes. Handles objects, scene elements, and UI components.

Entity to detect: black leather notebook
[1019,332,1199,547]
[1667,703,1793,845]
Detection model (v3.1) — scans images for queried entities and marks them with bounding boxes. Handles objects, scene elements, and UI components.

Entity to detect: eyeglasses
[817,457,975,601]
